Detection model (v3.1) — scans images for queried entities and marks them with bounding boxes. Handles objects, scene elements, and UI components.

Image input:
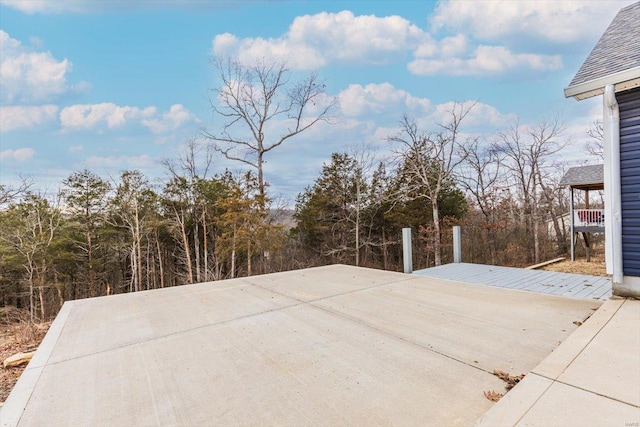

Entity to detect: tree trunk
[178,209,193,283]
[432,198,442,266]
[134,202,143,291]
[87,229,95,297]
[257,152,265,208]
[230,226,237,279]
[38,284,45,321]
[247,239,252,276]
[202,210,208,281]
[382,228,388,270]
[532,176,540,264]
[156,236,164,288]
[355,183,360,267]
[194,218,201,283]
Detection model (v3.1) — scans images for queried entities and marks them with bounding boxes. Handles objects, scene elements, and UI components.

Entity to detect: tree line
[1,58,597,322]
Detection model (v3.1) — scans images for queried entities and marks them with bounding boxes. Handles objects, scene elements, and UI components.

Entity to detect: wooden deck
[414,263,611,301]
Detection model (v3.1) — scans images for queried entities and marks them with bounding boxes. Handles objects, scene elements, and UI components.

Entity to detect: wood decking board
[414,263,611,301]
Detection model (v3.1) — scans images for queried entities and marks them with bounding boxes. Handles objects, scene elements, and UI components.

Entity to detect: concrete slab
[45,278,298,364]
[10,304,506,427]
[555,298,640,406]
[474,373,553,427]
[0,265,604,427]
[515,381,638,427]
[477,298,640,427]
[313,276,600,374]
[532,298,625,379]
[244,264,410,301]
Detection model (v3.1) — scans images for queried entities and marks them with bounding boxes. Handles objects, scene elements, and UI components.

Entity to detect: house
[564,1,640,297]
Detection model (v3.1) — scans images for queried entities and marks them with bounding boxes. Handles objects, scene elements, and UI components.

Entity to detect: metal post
[453,226,461,263]
[402,228,412,274]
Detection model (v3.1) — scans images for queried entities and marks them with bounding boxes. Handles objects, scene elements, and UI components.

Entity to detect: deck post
[402,228,412,274]
[570,187,575,261]
[453,226,461,263]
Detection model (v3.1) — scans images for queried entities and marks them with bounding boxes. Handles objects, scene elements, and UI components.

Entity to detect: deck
[414,263,611,301]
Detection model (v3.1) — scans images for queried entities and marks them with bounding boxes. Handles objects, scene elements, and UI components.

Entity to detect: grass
[540,255,607,277]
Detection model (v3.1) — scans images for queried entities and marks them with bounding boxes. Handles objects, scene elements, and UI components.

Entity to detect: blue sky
[0,0,634,202]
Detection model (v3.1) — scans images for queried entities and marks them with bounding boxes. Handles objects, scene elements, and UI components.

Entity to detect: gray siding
[619,86,640,277]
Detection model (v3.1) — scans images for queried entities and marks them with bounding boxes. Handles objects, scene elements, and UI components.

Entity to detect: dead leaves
[493,369,525,390]
[484,369,526,402]
[483,390,503,402]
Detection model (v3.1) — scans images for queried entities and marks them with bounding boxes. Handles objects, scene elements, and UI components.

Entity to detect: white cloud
[0,0,88,13]
[83,154,154,168]
[0,147,35,161]
[212,9,568,77]
[409,45,562,76]
[431,101,515,128]
[59,103,200,142]
[0,0,243,14]
[0,105,58,132]
[69,145,83,152]
[0,30,87,103]
[60,103,157,130]
[430,0,634,45]
[213,10,432,69]
[338,82,430,117]
[142,104,199,134]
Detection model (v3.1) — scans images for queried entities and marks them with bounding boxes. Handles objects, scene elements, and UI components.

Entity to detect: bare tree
[112,170,156,292]
[0,177,31,206]
[390,102,474,266]
[586,119,604,160]
[0,192,61,321]
[496,117,567,263]
[161,139,215,284]
[458,138,505,264]
[203,58,336,204]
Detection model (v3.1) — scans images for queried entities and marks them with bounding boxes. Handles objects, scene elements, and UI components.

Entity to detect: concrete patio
[2,265,636,426]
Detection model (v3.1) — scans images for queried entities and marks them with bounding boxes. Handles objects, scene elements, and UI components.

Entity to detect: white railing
[573,209,605,227]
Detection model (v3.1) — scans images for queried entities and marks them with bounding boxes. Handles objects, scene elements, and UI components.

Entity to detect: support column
[402,228,412,274]
[453,226,461,263]
[570,187,575,261]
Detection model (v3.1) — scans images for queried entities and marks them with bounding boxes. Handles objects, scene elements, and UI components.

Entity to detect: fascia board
[564,67,640,100]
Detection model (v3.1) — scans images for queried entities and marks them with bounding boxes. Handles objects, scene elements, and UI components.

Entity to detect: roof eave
[564,66,640,100]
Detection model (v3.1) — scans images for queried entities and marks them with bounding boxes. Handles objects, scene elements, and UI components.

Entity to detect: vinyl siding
[619,86,640,277]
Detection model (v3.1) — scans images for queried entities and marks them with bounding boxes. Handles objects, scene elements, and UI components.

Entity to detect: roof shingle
[568,2,640,88]
[559,164,604,190]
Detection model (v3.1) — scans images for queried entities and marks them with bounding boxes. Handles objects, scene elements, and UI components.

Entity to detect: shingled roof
[565,2,640,100]
[559,164,604,190]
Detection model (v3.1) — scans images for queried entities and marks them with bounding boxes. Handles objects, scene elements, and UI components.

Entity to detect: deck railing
[574,209,605,227]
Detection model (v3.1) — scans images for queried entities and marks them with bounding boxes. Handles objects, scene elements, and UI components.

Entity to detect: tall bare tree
[112,170,156,292]
[162,139,215,284]
[390,103,474,266]
[496,117,567,263]
[203,58,335,204]
[459,139,504,264]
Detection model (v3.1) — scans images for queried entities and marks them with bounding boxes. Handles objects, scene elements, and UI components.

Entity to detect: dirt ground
[0,322,50,403]
[540,255,607,277]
